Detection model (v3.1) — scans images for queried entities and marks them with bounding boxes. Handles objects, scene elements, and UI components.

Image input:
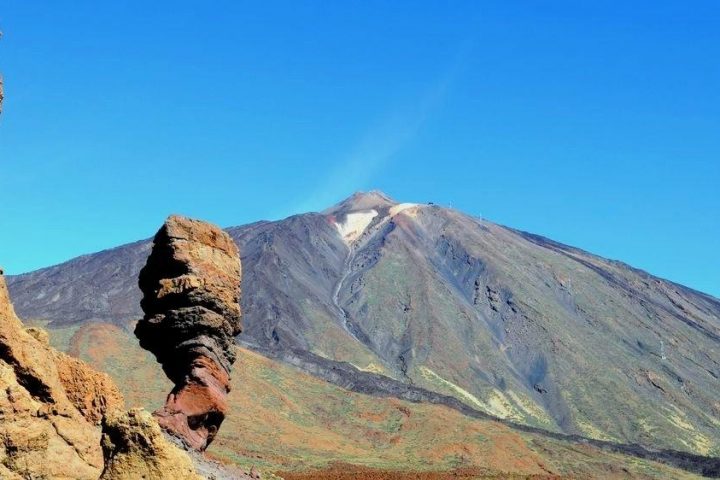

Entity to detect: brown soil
[275,463,566,480]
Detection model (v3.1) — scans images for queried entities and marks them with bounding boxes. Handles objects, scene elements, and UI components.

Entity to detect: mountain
[7,191,720,458]
[60,318,709,479]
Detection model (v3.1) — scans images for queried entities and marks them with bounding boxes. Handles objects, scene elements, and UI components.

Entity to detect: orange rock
[55,351,125,425]
[99,408,204,480]
[0,268,125,479]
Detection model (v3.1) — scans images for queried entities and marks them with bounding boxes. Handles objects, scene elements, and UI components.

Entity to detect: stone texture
[55,352,125,425]
[0,266,216,479]
[135,215,242,450]
[99,408,255,480]
[0,267,125,479]
[99,408,203,480]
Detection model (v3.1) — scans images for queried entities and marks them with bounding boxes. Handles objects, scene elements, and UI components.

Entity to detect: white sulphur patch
[335,209,378,244]
[389,203,419,218]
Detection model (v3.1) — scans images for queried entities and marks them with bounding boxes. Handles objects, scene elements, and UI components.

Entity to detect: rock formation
[0,267,124,479]
[100,408,203,480]
[135,215,242,450]
[100,408,255,480]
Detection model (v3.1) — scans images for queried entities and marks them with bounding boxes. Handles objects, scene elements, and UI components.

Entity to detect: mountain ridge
[7,191,720,458]
[10,190,716,300]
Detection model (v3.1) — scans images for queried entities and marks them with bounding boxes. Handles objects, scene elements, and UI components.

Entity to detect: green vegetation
[55,322,703,479]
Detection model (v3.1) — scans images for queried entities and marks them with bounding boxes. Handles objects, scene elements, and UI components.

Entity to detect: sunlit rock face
[0,268,124,479]
[135,215,242,450]
[99,408,204,480]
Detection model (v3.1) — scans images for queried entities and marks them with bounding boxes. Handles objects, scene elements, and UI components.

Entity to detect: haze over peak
[324,190,398,215]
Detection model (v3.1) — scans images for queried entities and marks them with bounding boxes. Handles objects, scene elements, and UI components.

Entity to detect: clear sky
[1,1,718,297]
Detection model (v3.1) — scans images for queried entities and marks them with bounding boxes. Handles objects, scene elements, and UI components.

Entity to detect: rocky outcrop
[99,408,203,480]
[0,267,125,479]
[135,215,242,450]
[100,408,256,480]
[55,353,125,425]
[0,263,223,479]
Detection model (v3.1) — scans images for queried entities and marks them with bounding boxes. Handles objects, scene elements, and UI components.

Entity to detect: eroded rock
[135,215,242,450]
[99,408,203,480]
[0,267,125,479]
[55,352,126,425]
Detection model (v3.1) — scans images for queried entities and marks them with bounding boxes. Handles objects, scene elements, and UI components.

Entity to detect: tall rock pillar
[135,215,242,450]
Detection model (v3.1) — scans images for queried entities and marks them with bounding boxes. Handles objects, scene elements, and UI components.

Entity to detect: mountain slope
[7,191,720,456]
[48,318,708,479]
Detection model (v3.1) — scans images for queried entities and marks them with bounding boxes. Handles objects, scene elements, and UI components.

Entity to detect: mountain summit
[327,190,397,210]
[7,194,720,458]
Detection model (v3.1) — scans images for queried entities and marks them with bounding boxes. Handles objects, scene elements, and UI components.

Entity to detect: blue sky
[0,1,718,296]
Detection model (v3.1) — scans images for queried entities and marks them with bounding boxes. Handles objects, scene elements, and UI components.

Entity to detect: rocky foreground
[0,215,255,479]
[0,269,216,479]
[0,266,122,479]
